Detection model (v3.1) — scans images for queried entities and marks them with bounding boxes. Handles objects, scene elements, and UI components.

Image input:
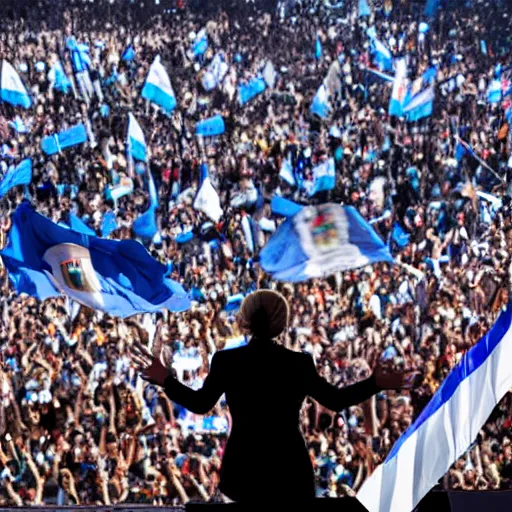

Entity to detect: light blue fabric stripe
[386,302,512,462]
[142,83,176,113]
[129,137,147,161]
[1,88,31,109]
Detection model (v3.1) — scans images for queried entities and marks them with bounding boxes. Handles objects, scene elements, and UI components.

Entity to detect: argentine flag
[142,56,177,114]
[202,53,229,91]
[1,61,32,109]
[389,58,408,117]
[310,158,336,196]
[48,61,72,94]
[371,39,393,72]
[403,85,434,122]
[194,177,223,223]
[1,202,190,316]
[127,113,147,162]
[260,203,393,282]
[487,79,502,104]
[358,301,512,512]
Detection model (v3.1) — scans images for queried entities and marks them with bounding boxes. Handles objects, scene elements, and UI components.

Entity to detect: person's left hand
[132,341,170,387]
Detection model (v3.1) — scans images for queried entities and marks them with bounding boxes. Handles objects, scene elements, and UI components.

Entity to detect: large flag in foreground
[142,56,177,114]
[0,202,190,316]
[358,301,512,512]
[260,203,393,282]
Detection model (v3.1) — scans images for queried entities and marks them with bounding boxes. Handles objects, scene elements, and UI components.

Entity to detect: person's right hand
[132,341,170,387]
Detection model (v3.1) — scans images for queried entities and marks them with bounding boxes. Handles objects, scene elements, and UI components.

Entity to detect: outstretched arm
[162,353,224,414]
[304,354,381,412]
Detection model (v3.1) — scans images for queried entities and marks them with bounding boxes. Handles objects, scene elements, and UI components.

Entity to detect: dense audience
[1,0,512,505]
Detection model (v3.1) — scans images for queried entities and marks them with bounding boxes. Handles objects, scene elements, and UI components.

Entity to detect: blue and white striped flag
[279,157,296,186]
[142,56,177,114]
[487,79,502,104]
[358,301,512,512]
[389,58,408,117]
[371,39,393,72]
[310,158,335,196]
[0,159,32,198]
[260,203,393,282]
[127,113,147,162]
[311,84,331,119]
[403,85,434,122]
[192,30,209,57]
[202,53,229,91]
[1,61,32,109]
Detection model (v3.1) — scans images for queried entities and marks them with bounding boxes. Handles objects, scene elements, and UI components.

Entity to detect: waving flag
[403,85,434,122]
[271,196,304,218]
[9,116,28,134]
[127,113,147,162]
[260,203,392,282]
[371,39,393,72]
[122,45,136,62]
[60,213,96,237]
[0,159,32,198]
[142,56,177,114]
[1,202,190,316]
[487,79,502,104]
[48,61,71,94]
[192,30,208,57]
[41,123,88,155]
[1,61,32,109]
[389,58,408,117]
[101,211,118,237]
[359,0,371,17]
[239,77,267,106]
[310,158,336,196]
[134,173,159,239]
[311,84,331,119]
[67,37,91,72]
[279,157,296,186]
[194,177,223,222]
[195,115,225,137]
[358,301,512,512]
[202,53,229,91]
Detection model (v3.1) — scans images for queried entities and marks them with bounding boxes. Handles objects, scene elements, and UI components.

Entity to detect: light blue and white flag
[67,37,91,72]
[371,39,393,72]
[127,113,147,162]
[310,158,336,196]
[271,196,304,217]
[192,30,209,57]
[202,53,229,91]
[260,203,393,282]
[279,157,296,186]
[239,77,266,105]
[134,172,159,239]
[9,116,28,134]
[358,301,512,512]
[196,115,225,137]
[311,84,331,119]
[359,0,371,17]
[1,61,32,109]
[487,79,502,104]
[403,86,434,122]
[142,56,177,114]
[194,177,223,222]
[389,58,408,117]
[0,159,32,198]
[48,61,72,94]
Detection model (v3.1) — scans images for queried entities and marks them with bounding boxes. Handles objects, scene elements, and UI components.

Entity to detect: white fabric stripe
[403,86,434,113]
[128,113,146,147]
[358,315,512,512]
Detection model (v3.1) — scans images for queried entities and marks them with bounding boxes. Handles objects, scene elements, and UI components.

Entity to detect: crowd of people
[1,0,512,506]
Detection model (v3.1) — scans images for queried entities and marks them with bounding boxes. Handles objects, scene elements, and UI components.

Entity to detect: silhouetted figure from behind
[133,290,415,505]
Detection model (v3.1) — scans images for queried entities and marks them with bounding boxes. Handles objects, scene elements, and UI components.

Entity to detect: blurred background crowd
[1,0,512,506]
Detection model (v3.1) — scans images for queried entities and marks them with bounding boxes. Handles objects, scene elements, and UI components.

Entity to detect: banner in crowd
[195,115,225,137]
[310,158,336,196]
[239,77,266,105]
[260,203,393,281]
[358,301,512,512]
[0,202,190,316]
[41,123,88,155]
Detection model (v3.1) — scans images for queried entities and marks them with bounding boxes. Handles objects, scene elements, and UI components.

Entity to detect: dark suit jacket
[164,338,381,503]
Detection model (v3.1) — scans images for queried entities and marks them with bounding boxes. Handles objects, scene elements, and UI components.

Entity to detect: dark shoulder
[214,345,250,362]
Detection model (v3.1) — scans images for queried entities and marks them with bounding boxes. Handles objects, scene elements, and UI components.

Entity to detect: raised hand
[371,355,419,391]
[131,341,170,387]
